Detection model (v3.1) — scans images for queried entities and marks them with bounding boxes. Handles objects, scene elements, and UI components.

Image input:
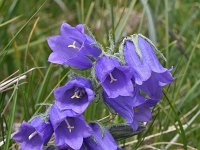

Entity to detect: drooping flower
[95,55,134,98]
[103,88,152,131]
[136,72,169,100]
[49,105,92,150]
[48,22,101,69]
[131,103,152,131]
[81,123,120,150]
[123,34,173,99]
[54,76,95,114]
[12,116,53,150]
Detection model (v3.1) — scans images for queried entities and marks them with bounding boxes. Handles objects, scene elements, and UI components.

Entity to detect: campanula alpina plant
[12,22,174,150]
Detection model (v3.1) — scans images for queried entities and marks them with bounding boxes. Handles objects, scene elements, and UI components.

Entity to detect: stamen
[109,73,117,83]
[71,91,81,99]
[71,89,85,99]
[65,119,74,133]
[68,41,79,50]
[28,131,37,140]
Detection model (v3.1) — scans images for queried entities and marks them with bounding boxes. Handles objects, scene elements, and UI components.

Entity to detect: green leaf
[108,123,146,140]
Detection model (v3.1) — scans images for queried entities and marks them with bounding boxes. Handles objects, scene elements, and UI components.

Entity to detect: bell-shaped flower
[95,55,134,98]
[136,71,172,100]
[54,76,95,114]
[49,105,92,150]
[103,88,152,131]
[131,103,152,131]
[48,22,101,69]
[123,34,173,99]
[81,123,120,150]
[12,116,53,150]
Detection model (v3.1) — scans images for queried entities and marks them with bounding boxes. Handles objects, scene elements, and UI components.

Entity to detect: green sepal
[85,25,104,53]
[131,34,143,60]
[119,34,167,63]
[138,34,167,62]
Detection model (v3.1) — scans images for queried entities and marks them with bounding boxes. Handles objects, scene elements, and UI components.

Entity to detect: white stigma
[71,91,81,99]
[28,131,37,140]
[65,119,74,133]
[109,73,117,83]
[71,89,84,99]
[68,41,79,50]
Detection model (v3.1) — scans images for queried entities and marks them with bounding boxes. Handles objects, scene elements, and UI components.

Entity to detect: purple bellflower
[103,89,152,131]
[54,77,95,114]
[48,23,101,69]
[12,116,53,150]
[81,123,120,150]
[132,103,152,131]
[123,35,173,99]
[136,71,173,100]
[49,105,92,150]
[95,55,133,98]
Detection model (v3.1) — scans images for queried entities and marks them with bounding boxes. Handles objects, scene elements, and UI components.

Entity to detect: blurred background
[0,0,200,149]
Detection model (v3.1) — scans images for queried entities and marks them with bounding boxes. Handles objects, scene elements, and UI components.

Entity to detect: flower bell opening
[28,131,38,140]
[68,41,80,50]
[134,107,139,113]
[64,119,74,133]
[109,73,117,83]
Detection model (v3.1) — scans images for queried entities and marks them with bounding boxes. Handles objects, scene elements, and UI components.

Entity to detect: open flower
[49,105,92,149]
[123,35,173,99]
[95,56,133,98]
[12,116,53,150]
[48,22,101,69]
[103,88,152,131]
[54,77,95,114]
[81,123,120,150]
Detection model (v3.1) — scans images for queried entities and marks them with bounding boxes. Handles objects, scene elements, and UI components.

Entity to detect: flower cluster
[12,23,173,150]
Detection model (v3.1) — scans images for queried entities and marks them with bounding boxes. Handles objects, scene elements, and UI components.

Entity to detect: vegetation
[0,0,200,149]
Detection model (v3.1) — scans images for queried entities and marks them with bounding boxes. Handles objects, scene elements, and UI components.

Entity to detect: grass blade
[85,2,95,25]
[4,85,18,150]
[0,16,21,28]
[140,0,156,43]
[174,32,200,102]
[115,0,137,42]
[0,0,47,65]
[163,91,187,150]
[36,64,52,104]
[164,0,169,67]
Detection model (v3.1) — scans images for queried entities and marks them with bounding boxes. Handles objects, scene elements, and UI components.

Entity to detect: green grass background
[0,0,200,149]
